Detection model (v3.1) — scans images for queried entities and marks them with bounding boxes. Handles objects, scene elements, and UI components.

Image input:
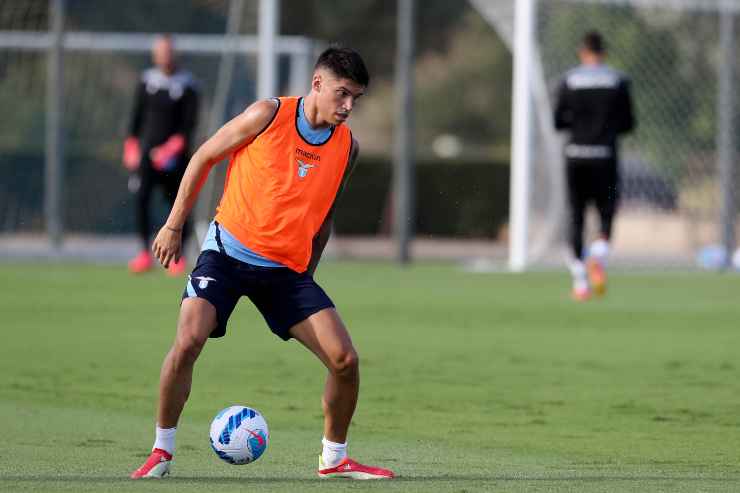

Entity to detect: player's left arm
[306,137,360,276]
[152,99,279,268]
[616,78,636,135]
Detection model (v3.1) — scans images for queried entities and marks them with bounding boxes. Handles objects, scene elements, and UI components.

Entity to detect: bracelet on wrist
[165,225,182,233]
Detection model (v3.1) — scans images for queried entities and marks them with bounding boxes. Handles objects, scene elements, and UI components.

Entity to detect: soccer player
[131,46,394,480]
[554,31,635,301]
[123,35,199,276]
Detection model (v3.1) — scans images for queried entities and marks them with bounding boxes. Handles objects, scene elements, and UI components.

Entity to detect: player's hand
[150,134,185,172]
[152,225,183,269]
[123,137,141,171]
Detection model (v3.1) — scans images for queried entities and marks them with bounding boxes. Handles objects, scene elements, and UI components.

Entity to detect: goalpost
[471,0,738,270]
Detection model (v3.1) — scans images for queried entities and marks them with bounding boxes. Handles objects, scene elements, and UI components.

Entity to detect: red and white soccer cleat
[571,285,591,302]
[130,448,172,479]
[128,250,153,274]
[587,258,607,296]
[318,456,394,480]
[167,256,187,277]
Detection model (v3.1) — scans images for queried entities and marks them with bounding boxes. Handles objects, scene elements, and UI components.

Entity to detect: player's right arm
[152,99,278,268]
[128,80,145,138]
[123,81,146,170]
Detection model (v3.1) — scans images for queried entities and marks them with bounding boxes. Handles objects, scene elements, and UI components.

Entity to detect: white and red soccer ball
[209,405,269,465]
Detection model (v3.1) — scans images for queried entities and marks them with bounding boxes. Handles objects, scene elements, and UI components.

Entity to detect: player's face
[152,38,175,73]
[314,71,365,125]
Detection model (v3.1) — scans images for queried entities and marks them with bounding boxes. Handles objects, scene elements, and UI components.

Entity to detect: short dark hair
[314,45,370,87]
[582,31,605,54]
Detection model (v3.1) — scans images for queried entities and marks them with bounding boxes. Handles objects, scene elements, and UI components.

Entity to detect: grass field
[1,261,740,492]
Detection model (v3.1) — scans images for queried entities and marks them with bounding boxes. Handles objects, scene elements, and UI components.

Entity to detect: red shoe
[128,250,153,274]
[167,256,187,276]
[572,286,591,302]
[318,456,394,480]
[587,258,607,296]
[130,448,172,479]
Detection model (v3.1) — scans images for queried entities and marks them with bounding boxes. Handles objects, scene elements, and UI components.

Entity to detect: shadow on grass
[3,475,740,483]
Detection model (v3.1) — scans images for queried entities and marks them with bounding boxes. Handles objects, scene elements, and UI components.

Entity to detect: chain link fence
[536,0,738,267]
[0,0,313,240]
[473,0,738,268]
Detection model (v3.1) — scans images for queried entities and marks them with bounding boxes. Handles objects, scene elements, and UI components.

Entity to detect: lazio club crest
[296,159,317,179]
[193,276,216,289]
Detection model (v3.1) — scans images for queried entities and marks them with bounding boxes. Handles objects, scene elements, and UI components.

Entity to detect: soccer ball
[209,405,269,465]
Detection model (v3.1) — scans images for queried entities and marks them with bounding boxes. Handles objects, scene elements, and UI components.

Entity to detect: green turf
[1,261,739,492]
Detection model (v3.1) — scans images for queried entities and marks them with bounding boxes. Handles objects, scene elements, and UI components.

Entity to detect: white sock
[569,259,588,291]
[321,437,347,468]
[589,239,610,265]
[153,425,177,455]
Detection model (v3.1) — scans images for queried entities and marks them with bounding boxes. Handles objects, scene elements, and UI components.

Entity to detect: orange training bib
[214,97,352,273]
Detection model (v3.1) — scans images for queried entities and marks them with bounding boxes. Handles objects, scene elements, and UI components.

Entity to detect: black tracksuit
[128,67,199,248]
[554,63,635,259]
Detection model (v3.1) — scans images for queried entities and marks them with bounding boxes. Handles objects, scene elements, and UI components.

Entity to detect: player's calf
[586,257,607,296]
[587,239,609,296]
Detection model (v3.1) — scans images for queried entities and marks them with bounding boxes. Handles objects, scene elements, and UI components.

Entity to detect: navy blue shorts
[181,250,335,340]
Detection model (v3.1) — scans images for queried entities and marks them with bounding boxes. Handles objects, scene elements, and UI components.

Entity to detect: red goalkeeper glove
[150,134,185,172]
[123,137,141,171]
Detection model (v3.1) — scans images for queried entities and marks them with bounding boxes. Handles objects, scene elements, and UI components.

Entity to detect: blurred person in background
[123,35,199,275]
[554,30,635,301]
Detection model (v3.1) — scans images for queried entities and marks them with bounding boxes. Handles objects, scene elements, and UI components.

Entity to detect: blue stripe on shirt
[201,221,284,268]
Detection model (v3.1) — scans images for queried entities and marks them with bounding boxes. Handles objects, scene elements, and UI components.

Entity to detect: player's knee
[329,348,359,377]
[175,332,206,363]
[174,316,211,362]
